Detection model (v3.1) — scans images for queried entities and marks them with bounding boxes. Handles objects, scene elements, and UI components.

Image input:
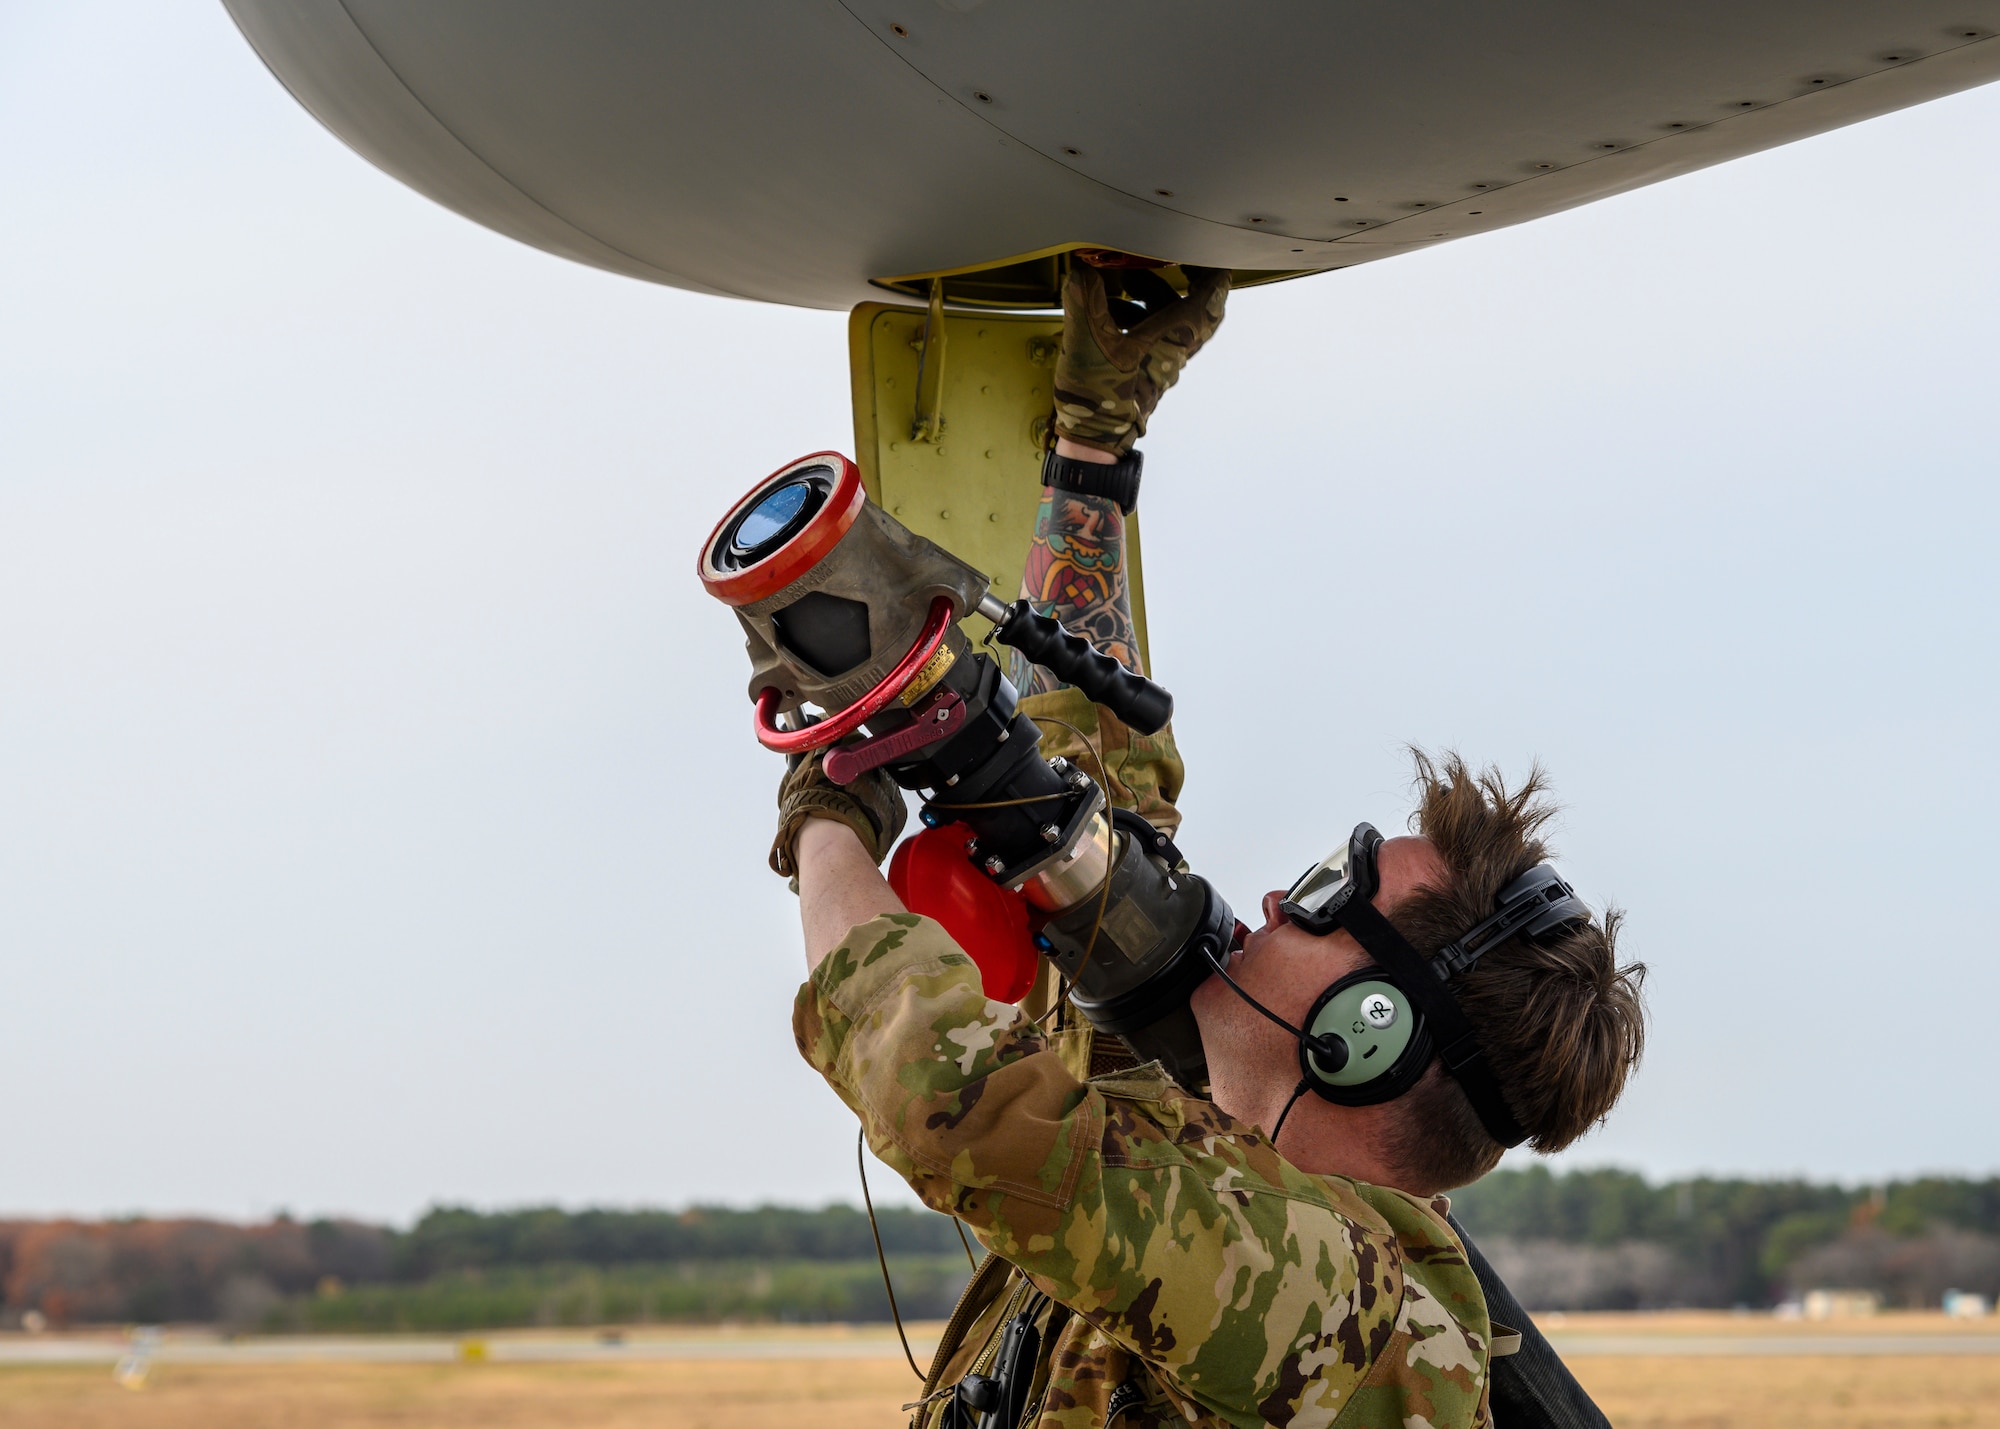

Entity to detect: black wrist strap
[1041,448,1144,514]
[1338,899,1530,1149]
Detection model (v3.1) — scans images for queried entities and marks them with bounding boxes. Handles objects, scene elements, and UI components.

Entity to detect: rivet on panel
[980,385,991,395]
[1155,188,1174,197]
[1468,210,1483,216]
[940,510,950,520]
[890,23,908,37]
[1334,196,1349,202]
[974,91,993,103]
[984,449,995,459]
[988,513,999,523]
[1063,147,1081,156]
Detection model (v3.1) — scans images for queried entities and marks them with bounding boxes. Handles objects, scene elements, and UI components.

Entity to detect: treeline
[0,1205,973,1330]
[1452,1167,2000,1310]
[5,1172,1997,1328]
[392,1203,971,1280]
[281,1258,973,1333]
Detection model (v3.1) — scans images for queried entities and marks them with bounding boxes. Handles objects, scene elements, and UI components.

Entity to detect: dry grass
[1,1315,1995,1429]
[1547,1309,1997,1338]
[1570,1357,2000,1429]
[0,1358,920,1429]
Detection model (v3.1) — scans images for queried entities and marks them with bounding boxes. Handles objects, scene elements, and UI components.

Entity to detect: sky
[2,3,1997,1225]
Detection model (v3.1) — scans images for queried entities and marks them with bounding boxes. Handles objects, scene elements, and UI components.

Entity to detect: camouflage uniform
[793,916,1497,1429]
[1020,686,1186,837]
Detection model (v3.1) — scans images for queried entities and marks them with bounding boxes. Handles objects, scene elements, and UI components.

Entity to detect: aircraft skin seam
[320,0,753,300]
[1342,30,2000,245]
[824,0,1332,250]
[833,4,2000,251]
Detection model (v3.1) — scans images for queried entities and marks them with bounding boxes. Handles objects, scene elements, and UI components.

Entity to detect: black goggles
[1280,822,1591,976]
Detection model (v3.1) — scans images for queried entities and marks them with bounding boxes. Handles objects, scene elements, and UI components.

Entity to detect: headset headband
[1433,865,1589,981]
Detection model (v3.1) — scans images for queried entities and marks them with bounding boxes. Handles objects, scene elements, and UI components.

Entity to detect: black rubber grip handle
[993,600,1174,733]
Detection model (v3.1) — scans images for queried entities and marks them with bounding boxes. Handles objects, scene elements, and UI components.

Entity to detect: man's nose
[1261,890,1287,929]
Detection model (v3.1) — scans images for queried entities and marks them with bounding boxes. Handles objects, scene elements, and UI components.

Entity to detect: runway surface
[1544,1332,2000,1357]
[2,1323,1996,1365]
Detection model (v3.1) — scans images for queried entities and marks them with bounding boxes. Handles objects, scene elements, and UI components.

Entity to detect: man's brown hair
[1382,751,1647,1192]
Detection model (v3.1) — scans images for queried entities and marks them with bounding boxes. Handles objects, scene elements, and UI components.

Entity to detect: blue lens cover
[736,481,811,553]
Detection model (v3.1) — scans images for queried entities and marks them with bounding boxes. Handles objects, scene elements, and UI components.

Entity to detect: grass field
[0,1315,1994,1428]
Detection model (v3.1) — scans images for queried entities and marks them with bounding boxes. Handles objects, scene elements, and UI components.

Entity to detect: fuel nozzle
[703,455,1221,1087]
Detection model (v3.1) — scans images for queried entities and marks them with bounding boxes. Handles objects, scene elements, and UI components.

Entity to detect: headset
[1205,823,1590,1148]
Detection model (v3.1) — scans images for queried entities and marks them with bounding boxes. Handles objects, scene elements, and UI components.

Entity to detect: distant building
[1803,1289,1881,1320]
[1942,1290,1992,1319]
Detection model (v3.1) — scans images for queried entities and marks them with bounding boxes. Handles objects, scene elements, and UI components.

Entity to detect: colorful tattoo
[1005,488,1143,697]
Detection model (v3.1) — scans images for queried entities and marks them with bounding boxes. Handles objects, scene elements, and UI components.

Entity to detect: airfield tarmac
[0,1313,1995,1428]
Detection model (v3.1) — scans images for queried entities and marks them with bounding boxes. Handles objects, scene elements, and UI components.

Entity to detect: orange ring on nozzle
[753,596,957,754]
[698,451,866,608]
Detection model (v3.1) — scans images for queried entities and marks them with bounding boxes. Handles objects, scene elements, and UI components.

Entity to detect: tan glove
[769,747,908,882]
[1051,262,1230,456]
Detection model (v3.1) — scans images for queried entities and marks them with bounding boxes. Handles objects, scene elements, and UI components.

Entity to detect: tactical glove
[1051,262,1230,457]
[769,746,908,882]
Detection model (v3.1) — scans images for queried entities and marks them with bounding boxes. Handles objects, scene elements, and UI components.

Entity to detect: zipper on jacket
[923,1252,1016,1396]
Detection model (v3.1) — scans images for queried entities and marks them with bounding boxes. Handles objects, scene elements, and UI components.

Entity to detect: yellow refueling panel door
[847,299,1150,667]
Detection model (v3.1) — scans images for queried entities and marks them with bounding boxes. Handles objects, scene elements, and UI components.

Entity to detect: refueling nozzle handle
[980,595,1174,734]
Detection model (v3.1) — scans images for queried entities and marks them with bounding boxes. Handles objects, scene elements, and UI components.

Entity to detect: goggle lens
[1285,843,1354,915]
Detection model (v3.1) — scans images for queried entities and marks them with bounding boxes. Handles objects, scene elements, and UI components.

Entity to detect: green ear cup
[1305,978,1415,1086]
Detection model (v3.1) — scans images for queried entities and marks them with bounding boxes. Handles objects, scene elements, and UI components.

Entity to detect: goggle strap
[1335,899,1529,1149]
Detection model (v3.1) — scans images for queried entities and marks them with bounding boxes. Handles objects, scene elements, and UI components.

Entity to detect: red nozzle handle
[753,596,957,754]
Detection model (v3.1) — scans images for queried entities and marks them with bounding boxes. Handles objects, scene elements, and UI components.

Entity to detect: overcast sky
[3,3,1997,1224]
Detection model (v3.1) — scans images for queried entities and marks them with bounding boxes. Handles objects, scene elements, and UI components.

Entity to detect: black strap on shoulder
[1337,899,1529,1149]
[1450,1214,1613,1429]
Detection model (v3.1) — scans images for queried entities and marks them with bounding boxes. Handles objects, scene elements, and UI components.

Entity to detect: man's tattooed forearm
[1005,488,1143,698]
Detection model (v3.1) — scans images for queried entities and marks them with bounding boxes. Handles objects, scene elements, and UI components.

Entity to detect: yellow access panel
[847,300,1150,667]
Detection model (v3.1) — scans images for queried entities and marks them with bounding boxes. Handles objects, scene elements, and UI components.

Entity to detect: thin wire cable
[857,1129,927,1381]
[902,1385,961,1414]
[1198,942,1338,1060]
[1269,1077,1313,1147]
[929,790,1072,811]
[852,714,1107,1374]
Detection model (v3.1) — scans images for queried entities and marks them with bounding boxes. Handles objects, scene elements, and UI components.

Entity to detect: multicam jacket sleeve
[794,913,1495,1429]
